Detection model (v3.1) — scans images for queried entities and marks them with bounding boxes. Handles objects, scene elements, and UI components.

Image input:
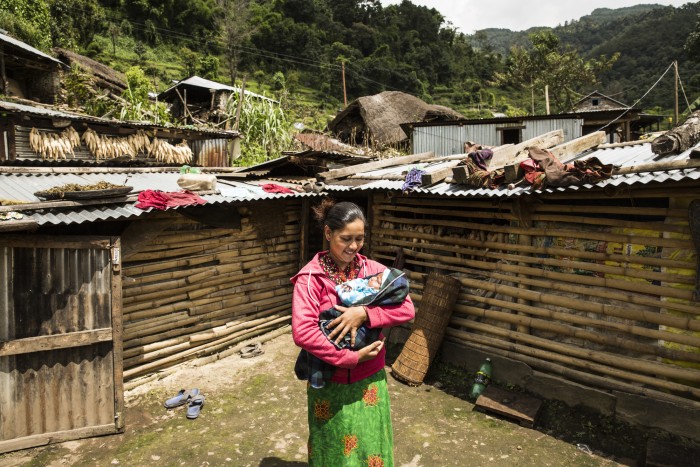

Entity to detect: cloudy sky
[379,1,692,34]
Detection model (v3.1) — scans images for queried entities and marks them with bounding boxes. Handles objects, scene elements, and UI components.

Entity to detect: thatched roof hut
[328,91,464,148]
[54,48,127,94]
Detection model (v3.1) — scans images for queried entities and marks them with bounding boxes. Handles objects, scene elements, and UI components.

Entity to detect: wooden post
[0,45,7,96]
[299,199,310,269]
[674,60,679,126]
[234,76,246,132]
[545,85,550,115]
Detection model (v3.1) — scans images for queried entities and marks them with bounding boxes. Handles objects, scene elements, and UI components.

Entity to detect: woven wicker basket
[391,271,461,386]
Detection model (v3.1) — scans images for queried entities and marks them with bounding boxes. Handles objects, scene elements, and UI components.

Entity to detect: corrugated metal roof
[0,32,66,67]
[0,172,320,226]
[329,140,700,198]
[0,100,240,138]
[159,76,277,103]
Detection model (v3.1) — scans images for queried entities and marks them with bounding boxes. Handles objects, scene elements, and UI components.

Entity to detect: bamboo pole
[123,261,296,308]
[408,274,700,363]
[124,316,290,378]
[372,229,698,315]
[375,245,696,303]
[123,303,289,351]
[373,236,695,287]
[516,227,532,334]
[454,316,700,383]
[444,328,700,399]
[376,214,694,250]
[124,311,289,368]
[379,254,700,347]
[450,297,700,363]
[372,226,693,271]
[376,203,689,235]
[410,250,700,334]
[380,198,689,219]
[445,333,700,408]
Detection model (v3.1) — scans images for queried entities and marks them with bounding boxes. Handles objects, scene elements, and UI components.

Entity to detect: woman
[291,199,415,466]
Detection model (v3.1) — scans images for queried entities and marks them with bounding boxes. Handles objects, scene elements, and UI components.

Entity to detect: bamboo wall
[121,200,301,380]
[370,192,700,405]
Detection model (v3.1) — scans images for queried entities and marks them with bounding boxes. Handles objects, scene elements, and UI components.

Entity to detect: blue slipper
[186,395,205,419]
[164,388,200,409]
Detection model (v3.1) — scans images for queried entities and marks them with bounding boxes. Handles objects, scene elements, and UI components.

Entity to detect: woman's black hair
[312,198,366,232]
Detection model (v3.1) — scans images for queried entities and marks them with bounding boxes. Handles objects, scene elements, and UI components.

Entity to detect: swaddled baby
[295,267,409,388]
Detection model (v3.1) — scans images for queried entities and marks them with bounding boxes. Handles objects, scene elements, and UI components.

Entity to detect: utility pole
[341,61,348,107]
[545,85,550,115]
[234,75,247,132]
[674,60,679,126]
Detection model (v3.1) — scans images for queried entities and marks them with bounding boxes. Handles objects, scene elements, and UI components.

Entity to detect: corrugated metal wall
[370,192,700,405]
[413,119,584,156]
[190,138,230,167]
[0,244,116,447]
[523,118,582,141]
[413,126,471,156]
[14,126,92,160]
[14,126,232,165]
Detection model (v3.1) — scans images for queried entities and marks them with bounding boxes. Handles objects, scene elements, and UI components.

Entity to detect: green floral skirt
[307,369,393,467]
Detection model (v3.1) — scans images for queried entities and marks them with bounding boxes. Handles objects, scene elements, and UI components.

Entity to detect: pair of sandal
[164,388,205,419]
[240,342,264,359]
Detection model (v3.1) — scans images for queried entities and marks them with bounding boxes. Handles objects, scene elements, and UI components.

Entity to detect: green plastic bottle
[469,358,492,400]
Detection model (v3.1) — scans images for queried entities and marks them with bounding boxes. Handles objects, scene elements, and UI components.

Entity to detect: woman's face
[325,218,365,269]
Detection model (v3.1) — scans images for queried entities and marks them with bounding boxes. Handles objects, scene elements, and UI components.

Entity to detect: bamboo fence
[370,192,700,403]
[121,201,300,380]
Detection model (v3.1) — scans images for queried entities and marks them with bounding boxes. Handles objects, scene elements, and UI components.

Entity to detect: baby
[295,267,409,388]
[335,269,388,307]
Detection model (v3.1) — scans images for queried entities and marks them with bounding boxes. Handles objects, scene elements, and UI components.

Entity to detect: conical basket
[391,271,461,386]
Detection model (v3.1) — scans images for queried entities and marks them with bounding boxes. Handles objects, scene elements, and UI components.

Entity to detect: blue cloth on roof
[402,168,426,193]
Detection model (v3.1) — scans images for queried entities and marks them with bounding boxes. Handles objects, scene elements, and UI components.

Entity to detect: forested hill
[474,3,700,114]
[473,5,666,56]
[3,1,700,117]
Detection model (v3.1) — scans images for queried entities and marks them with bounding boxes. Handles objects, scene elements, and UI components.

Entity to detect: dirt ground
[1,330,629,467]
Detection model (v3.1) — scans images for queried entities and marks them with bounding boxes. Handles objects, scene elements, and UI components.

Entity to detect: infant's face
[367,275,381,290]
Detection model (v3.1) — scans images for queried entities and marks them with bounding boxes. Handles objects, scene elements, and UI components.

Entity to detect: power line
[596,62,675,132]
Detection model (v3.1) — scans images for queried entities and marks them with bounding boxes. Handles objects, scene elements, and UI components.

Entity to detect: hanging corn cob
[147,137,193,164]
[82,128,152,161]
[28,127,82,160]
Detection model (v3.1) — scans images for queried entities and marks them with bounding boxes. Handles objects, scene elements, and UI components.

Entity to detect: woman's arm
[291,275,359,369]
[364,294,415,328]
[362,259,416,328]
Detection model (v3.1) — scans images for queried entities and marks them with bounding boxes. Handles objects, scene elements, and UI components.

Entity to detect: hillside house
[157,76,277,126]
[0,32,67,104]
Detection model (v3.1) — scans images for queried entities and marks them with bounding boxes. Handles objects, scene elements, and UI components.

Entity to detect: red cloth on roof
[261,183,294,194]
[135,189,208,210]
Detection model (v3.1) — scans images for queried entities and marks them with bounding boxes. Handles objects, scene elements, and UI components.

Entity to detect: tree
[180,47,199,77]
[108,22,121,56]
[0,0,52,50]
[685,13,700,59]
[217,0,255,85]
[497,31,619,113]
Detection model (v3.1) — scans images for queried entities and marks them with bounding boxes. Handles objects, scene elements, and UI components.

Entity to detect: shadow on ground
[0,333,643,466]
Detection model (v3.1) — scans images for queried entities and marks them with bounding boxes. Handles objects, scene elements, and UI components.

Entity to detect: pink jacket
[291,252,415,384]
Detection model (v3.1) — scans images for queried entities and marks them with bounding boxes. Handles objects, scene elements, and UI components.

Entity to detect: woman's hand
[327,305,368,347]
[358,339,384,362]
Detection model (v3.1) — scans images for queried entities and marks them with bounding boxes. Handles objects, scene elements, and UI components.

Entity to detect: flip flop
[164,388,200,409]
[186,395,205,419]
[240,342,264,359]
